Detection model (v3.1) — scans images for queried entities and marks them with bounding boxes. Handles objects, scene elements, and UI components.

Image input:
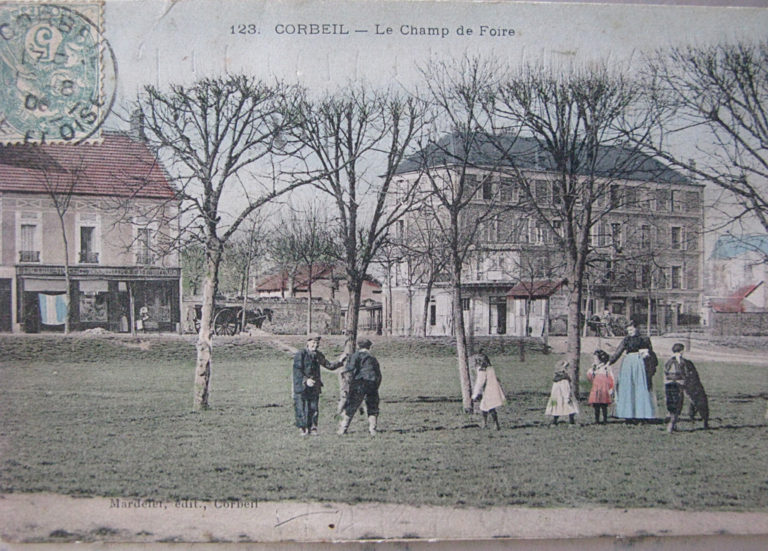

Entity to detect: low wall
[711,312,768,336]
[181,297,343,335]
[258,297,342,335]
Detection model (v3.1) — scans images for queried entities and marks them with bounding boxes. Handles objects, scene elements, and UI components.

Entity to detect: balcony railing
[79,251,100,264]
[136,253,154,265]
[19,250,40,263]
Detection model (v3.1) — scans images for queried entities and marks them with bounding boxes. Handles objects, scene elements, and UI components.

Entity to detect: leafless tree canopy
[647,41,768,234]
[286,85,427,351]
[134,75,304,410]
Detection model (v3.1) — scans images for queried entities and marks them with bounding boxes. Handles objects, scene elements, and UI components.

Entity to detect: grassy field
[1,334,766,510]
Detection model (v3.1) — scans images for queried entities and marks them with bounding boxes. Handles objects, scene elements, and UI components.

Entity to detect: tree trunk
[407,288,413,337]
[450,263,472,411]
[287,272,295,298]
[129,284,136,336]
[385,264,393,336]
[62,236,71,335]
[194,251,221,411]
[565,265,585,402]
[647,293,652,336]
[525,297,531,339]
[421,277,434,338]
[57,216,71,334]
[306,265,313,334]
[240,250,253,335]
[344,278,363,354]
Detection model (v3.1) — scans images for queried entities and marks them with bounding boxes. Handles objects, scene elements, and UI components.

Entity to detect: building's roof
[0,132,175,199]
[256,264,382,293]
[256,264,340,292]
[507,279,566,299]
[711,234,768,261]
[710,282,763,313]
[396,133,689,185]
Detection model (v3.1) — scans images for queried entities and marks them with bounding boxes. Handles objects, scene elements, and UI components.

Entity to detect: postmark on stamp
[0,1,113,143]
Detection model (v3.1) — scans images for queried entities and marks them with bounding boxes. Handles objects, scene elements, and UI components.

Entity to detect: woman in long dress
[609,323,656,421]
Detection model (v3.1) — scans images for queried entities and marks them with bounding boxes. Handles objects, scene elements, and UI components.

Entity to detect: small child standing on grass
[470,349,506,430]
[545,360,579,425]
[586,350,614,425]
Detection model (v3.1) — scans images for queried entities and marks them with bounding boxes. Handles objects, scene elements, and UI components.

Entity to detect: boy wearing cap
[664,343,687,433]
[292,334,346,436]
[337,338,382,436]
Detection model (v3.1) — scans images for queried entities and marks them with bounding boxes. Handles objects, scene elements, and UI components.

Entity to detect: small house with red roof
[0,132,181,333]
[254,263,382,333]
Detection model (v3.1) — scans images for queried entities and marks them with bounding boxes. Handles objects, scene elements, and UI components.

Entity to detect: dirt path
[2,492,768,544]
[550,336,768,366]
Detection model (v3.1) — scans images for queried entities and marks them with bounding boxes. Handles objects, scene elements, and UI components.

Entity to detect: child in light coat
[545,360,579,425]
[470,350,506,430]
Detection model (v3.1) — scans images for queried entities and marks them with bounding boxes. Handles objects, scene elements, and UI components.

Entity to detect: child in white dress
[545,360,579,425]
[470,350,506,430]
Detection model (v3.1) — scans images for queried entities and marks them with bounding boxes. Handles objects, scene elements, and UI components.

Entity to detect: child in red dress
[586,349,614,424]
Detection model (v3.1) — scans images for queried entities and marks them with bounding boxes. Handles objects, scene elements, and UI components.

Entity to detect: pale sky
[101,0,768,246]
[104,0,768,111]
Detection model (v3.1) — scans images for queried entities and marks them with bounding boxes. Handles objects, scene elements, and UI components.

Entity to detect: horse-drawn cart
[192,301,273,336]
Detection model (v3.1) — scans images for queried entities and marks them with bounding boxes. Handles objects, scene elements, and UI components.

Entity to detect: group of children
[469,343,709,432]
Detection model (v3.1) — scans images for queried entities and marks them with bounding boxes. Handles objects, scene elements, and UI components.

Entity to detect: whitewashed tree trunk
[194,252,221,410]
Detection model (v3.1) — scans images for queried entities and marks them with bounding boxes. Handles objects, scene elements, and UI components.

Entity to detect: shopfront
[15,265,181,333]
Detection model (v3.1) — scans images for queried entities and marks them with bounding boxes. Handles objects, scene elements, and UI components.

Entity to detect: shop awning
[507,279,566,299]
[23,279,67,292]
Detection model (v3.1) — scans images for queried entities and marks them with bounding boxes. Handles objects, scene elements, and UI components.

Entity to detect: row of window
[475,217,698,252]
[14,221,155,265]
[608,262,697,291]
[467,174,701,213]
[593,223,698,251]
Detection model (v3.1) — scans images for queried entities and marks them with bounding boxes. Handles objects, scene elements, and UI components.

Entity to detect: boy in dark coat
[292,334,346,436]
[337,338,382,436]
[664,343,687,433]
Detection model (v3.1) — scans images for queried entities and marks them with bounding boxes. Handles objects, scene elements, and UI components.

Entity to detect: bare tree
[408,211,452,338]
[181,242,206,296]
[487,61,663,394]
[134,75,303,410]
[372,237,405,336]
[413,56,507,410]
[219,216,265,297]
[287,85,427,354]
[38,154,88,334]
[268,203,338,334]
[646,41,768,234]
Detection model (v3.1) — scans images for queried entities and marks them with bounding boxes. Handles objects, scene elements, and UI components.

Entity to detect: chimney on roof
[130,109,146,142]
[687,158,697,180]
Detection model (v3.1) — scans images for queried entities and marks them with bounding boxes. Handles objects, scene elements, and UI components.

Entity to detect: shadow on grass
[676,423,767,432]
[729,393,768,402]
[383,396,462,404]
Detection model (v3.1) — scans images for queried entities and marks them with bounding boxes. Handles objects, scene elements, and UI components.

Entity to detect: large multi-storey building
[386,135,704,337]
[0,132,181,333]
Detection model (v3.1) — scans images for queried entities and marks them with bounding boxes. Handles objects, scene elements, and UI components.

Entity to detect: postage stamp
[0,0,109,143]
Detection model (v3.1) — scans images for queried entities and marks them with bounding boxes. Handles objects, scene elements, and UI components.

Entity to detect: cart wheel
[214,309,238,336]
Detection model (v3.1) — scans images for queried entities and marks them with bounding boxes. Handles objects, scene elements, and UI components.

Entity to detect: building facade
[0,133,181,333]
[386,136,704,337]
